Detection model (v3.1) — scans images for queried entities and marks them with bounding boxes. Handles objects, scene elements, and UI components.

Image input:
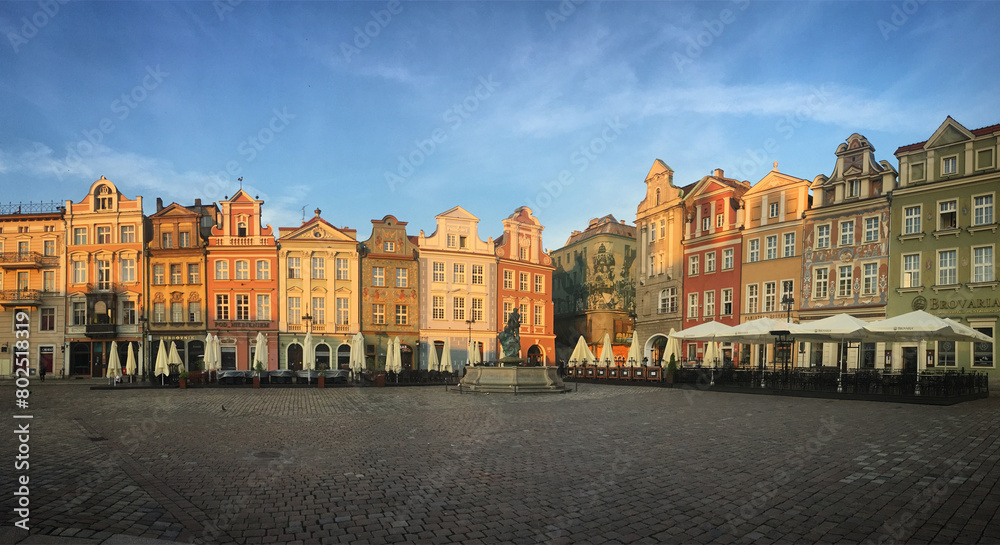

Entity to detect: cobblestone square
[4,382,1000,544]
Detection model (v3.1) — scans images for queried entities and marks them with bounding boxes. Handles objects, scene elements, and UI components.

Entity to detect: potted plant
[178,371,189,389]
[253,360,264,388]
[666,354,677,385]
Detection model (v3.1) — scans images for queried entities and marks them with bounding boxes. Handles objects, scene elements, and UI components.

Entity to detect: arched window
[315,344,330,370]
[287,343,303,371]
[655,188,661,206]
[237,222,247,237]
[94,185,114,211]
[337,344,351,369]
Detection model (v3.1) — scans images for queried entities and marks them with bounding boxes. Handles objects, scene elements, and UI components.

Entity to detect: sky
[2,0,999,250]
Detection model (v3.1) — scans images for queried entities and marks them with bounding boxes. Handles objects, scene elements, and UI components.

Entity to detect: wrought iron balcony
[0,289,42,306]
[85,282,128,293]
[0,251,52,268]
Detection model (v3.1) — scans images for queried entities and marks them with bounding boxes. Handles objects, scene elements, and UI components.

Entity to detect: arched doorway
[644,334,668,366]
[337,344,351,369]
[188,340,205,371]
[315,344,330,370]
[400,344,413,370]
[71,343,90,376]
[526,345,543,365]
[287,343,303,371]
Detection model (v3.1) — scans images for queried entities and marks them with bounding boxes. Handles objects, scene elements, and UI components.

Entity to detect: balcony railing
[85,323,117,337]
[86,282,129,293]
[0,252,53,268]
[0,289,42,305]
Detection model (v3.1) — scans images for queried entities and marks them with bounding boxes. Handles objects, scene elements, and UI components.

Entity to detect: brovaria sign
[913,295,1000,314]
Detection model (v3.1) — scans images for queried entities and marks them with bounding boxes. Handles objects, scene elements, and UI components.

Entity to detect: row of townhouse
[634,117,998,375]
[0,178,555,377]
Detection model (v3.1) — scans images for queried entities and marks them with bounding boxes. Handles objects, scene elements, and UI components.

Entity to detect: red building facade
[206,190,278,370]
[681,169,751,365]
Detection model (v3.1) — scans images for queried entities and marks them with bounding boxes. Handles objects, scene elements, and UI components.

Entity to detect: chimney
[194,198,202,207]
[156,197,163,211]
[714,168,724,178]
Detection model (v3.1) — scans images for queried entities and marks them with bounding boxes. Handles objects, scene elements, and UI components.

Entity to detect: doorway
[902,346,918,375]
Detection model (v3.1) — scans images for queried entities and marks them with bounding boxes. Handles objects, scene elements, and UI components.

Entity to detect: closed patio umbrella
[125,342,137,382]
[303,331,315,371]
[167,341,184,372]
[663,328,682,366]
[703,341,719,367]
[349,332,366,378]
[106,341,123,386]
[440,338,453,372]
[253,332,268,372]
[568,335,596,366]
[626,335,642,367]
[393,336,403,373]
[384,337,395,372]
[598,333,614,367]
[154,339,169,385]
[427,340,440,372]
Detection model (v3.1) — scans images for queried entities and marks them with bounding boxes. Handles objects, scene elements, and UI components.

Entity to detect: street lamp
[302,312,312,372]
[465,317,475,365]
[781,294,795,373]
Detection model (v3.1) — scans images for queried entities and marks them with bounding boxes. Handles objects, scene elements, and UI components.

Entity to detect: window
[395,305,408,325]
[447,234,457,248]
[471,298,484,322]
[43,240,55,256]
[257,295,270,321]
[717,214,724,228]
[120,259,135,283]
[171,302,184,323]
[519,245,528,260]
[454,263,466,284]
[764,281,776,312]
[903,206,921,235]
[704,291,715,318]
[215,260,229,280]
[256,260,269,280]
[765,236,777,260]
[372,267,385,286]
[188,264,200,284]
[783,233,795,258]
[170,264,182,284]
[336,298,349,325]
[453,297,465,321]
[702,217,710,232]
[723,248,734,270]
[534,274,544,293]
[863,263,878,295]
[162,232,173,248]
[973,247,994,283]
[840,221,854,246]
[973,327,994,367]
[179,232,190,248]
[73,302,86,325]
[216,294,229,320]
[838,266,852,297]
[689,255,699,276]
[769,202,779,218]
[287,257,301,279]
[746,284,759,314]
[73,228,87,245]
[687,293,698,318]
[41,308,55,331]
[312,257,325,279]
[659,288,677,314]
[235,294,250,321]
[396,268,408,287]
[518,272,528,291]
[938,250,957,285]
[120,225,135,243]
[974,195,994,226]
[312,297,325,325]
[153,264,165,285]
[17,271,27,291]
[706,252,716,273]
[722,289,733,315]
[336,258,349,280]
[902,254,921,288]
[817,225,830,248]
[383,241,395,252]
[287,297,300,324]
[189,301,201,322]
[235,260,249,280]
[237,222,247,237]
[97,226,111,244]
[650,224,656,241]
[433,262,445,283]
[748,240,759,262]
[153,302,166,323]
[782,280,794,305]
[942,155,958,175]
[472,265,484,285]
[848,179,861,197]
[937,341,956,367]
[503,270,514,290]
[660,220,665,238]
[122,301,136,325]
[43,270,55,292]
[534,304,544,326]
[432,296,444,320]
[503,302,513,324]
[372,304,385,325]
[939,200,957,230]
[864,217,880,243]
[73,260,86,283]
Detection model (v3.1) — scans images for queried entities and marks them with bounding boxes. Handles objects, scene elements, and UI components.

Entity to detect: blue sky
[2,0,998,249]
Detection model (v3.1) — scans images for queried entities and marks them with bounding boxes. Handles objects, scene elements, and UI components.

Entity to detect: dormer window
[942,156,958,176]
[848,180,861,198]
[768,202,779,218]
[238,222,247,237]
[94,184,114,211]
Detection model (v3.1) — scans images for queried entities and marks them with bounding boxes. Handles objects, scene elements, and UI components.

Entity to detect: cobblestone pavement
[3,381,1000,544]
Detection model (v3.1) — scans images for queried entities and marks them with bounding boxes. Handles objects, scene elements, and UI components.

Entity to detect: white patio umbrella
[252,332,268,372]
[138,344,145,380]
[154,339,169,385]
[663,328,682,366]
[213,334,222,372]
[703,341,719,367]
[713,318,803,344]
[392,336,403,373]
[167,341,184,372]
[626,335,642,367]
[125,342,137,382]
[942,318,994,343]
[568,335,596,366]
[384,337,396,372]
[349,332,366,377]
[467,338,478,366]
[863,310,987,343]
[669,320,735,341]
[598,333,614,367]
[440,338,453,372]
[427,340,440,372]
[794,313,872,370]
[106,341,123,386]
[303,331,315,371]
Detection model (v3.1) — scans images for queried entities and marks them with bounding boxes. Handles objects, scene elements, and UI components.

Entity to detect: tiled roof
[896,121,1000,154]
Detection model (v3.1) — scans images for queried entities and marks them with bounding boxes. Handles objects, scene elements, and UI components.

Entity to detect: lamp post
[302,312,312,372]
[781,294,795,373]
[465,317,475,365]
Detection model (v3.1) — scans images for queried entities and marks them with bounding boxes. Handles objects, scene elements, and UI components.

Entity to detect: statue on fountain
[497,308,523,366]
